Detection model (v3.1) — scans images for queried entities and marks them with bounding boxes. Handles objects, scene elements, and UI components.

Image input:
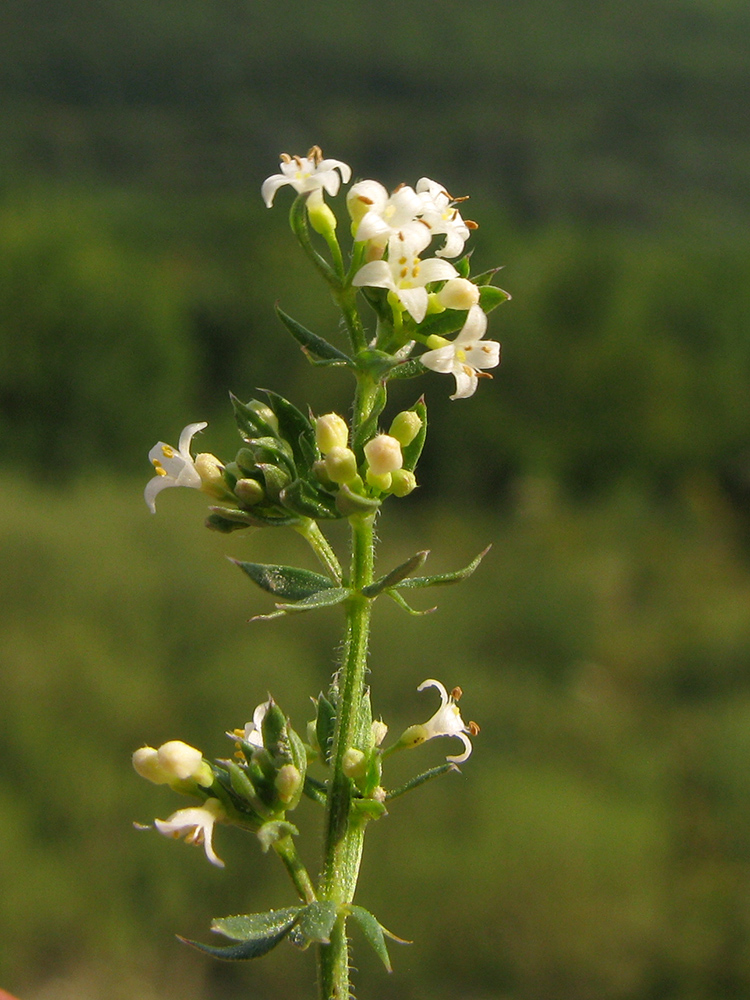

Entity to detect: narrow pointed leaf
[401,398,427,472]
[361,550,429,597]
[415,309,470,340]
[386,358,426,381]
[352,383,388,453]
[280,479,340,520]
[230,559,335,600]
[208,505,299,529]
[384,762,460,800]
[179,906,301,960]
[396,545,491,589]
[385,589,436,616]
[297,901,338,945]
[348,906,392,971]
[262,389,317,469]
[230,392,279,440]
[335,484,381,517]
[479,284,511,313]
[471,266,504,287]
[315,692,336,764]
[276,305,354,366]
[274,587,352,614]
[212,908,303,943]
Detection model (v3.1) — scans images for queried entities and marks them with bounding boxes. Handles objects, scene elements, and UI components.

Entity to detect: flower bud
[132,746,170,784]
[234,477,265,505]
[342,748,366,779]
[325,446,359,485]
[363,434,403,476]
[307,196,338,236]
[366,469,392,492]
[436,277,480,311]
[388,411,422,447]
[157,740,214,787]
[248,401,279,435]
[275,764,303,804]
[389,469,418,497]
[195,453,227,498]
[315,413,349,454]
[371,720,388,747]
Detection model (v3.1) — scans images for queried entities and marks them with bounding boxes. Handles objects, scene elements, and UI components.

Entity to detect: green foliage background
[1,1,750,998]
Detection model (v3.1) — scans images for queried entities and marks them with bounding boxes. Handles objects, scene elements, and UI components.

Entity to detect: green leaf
[262,390,317,470]
[273,587,352,614]
[231,559,336,601]
[401,398,427,473]
[207,505,299,529]
[355,348,399,381]
[179,907,302,961]
[315,692,336,764]
[280,479,341,520]
[257,462,291,502]
[230,392,279,440]
[415,309,469,340]
[479,284,511,313]
[455,252,472,279]
[471,266,504,287]
[212,907,303,942]
[361,550,429,597]
[348,906,393,971]
[396,545,491,589]
[205,512,253,534]
[384,762,460,800]
[386,358,426,381]
[352,383,388,454]
[385,589,436,616]
[257,820,299,852]
[296,901,338,945]
[276,305,354,367]
[335,483,381,517]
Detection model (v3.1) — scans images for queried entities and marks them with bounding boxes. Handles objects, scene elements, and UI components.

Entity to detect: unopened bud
[195,453,226,498]
[248,401,279,435]
[389,411,422,447]
[235,478,265,505]
[437,277,480,311]
[363,434,402,476]
[371,720,388,747]
[315,413,349,454]
[342,748,366,779]
[275,764,303,804]
[157,741,214,787]
[366,469,392,492]
[389,469,417,497]
[325,446,359,485]
[307,196,338,236]
[132,746,170,785]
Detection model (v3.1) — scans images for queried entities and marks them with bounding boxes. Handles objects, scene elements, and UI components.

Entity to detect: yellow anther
[161,444,175,458]
[152,459,167,477]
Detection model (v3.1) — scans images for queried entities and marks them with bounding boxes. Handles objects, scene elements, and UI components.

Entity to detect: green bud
[389,469,417,497]
[388,411,423,447]
[324,446,359,485]
[342,748,366,780]
[235,478,265,506]
[366,469,392,492]
[248,400,279,435]
[307,196,338,236]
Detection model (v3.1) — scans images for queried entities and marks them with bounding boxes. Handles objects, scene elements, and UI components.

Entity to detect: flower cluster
[261,148,507,401]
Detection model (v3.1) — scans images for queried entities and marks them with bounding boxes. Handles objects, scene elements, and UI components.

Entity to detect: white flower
[348,180,430,252]
[416,178,475,259]
[420,305,500,399]
[352,232,458,324]
[153,799,226,867]
[144,421,208,513]
[262,146,351,208]
[228,699,271,750]
[415,678,476,763]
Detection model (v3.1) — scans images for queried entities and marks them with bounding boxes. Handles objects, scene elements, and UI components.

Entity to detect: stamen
[451,686,463,700]
[476,371,493,380]
[466,220,479,230]
[161,445,175,458]
[358,196,374,205]
[308,145,323,163]
[469,721,481,735]
[280,153,292,163]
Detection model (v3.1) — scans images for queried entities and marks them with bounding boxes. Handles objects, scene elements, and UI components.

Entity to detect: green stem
[317,513,375,1000]
[294,519,343,584]
[273,835,317,904]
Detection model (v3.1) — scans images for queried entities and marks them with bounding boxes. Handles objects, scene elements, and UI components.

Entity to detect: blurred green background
[2,1,750,998]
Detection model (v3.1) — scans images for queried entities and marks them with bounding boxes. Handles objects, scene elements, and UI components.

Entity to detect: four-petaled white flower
[415,678,476,763]
[420,305,500,399]
[416,177,475,259]
[144,422,208,513]
[262,146,351,208]
[352,232,458,324]
[154,799,226,868]
[347,180,430,253]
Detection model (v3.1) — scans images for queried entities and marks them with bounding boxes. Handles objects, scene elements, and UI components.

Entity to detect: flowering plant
[133,145,509,999]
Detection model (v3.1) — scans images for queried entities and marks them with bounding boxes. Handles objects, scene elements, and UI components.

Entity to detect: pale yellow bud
[195,453,226,498]
[324,446,359,485]
[388,411,422,447]
[234,478,265,505]
[437,277,480,311]
[156,741,212,786]
[389,469,418,497]
[342,748,366,779]
[275,764,303,804]
[132,746,170,785]
[315,413,349,454]
[371,720,388,747]
[363,434,403,476]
